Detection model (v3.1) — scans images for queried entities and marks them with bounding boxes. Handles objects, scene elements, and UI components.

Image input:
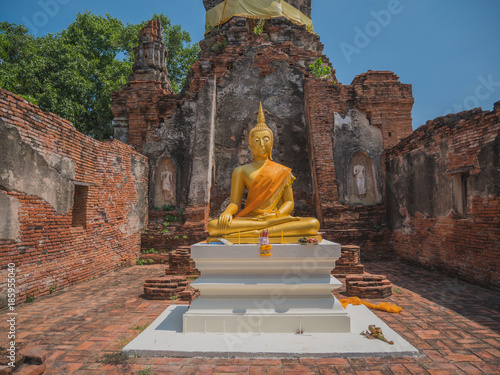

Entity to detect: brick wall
[386,102,500,290]
[304,72,413,260]
[111,17,415,261]
[0,89,148,306]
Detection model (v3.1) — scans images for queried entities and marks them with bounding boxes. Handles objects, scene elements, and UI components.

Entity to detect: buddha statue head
[249,103,274,161]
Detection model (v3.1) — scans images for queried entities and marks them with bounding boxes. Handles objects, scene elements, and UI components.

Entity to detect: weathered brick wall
[386,102,500,290]
[351,71,414,150]
[0,89,148,306]
[112,17,329,228]
[304,72,413,260]
[111,16,415,261]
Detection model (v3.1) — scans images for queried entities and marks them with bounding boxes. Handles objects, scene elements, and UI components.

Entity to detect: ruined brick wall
[304,72,413,260]
[0,89,148,306]
[386,102,500,290]
[112,15,414,261]
[113,16,328,227]
[351,71,413,150]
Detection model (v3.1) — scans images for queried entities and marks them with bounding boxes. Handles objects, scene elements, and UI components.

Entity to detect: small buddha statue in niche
[161,170,174,203]
[207,103,320,241]
[353,165,367,196]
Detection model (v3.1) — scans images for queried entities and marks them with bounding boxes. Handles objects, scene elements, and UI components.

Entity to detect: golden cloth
[206,0,314,31]
[339,297,403,314]
[236,160,295,218]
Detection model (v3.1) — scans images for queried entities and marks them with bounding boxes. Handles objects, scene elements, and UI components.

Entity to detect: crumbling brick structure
[110,3,499,289]
[332,245,365,278]
[165,246,200,277]
[111,10,413,261]
[144,275,199,302]
[345,274,392,299]
[386,103,500,290]
[0,89,148,306]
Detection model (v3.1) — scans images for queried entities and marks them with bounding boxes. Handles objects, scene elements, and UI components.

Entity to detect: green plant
[254,18,265,36]
[136,259,148,265]
[49,285,57,294]
[137,365,155,375]
[211,36,228,52]
[117,336,131,348]
[165,214,180,222]
[393,288,402,294]
[142,248,159,254]
[205,22,213,33]
[0,13,199,140]
[174,235,179,240]
[309,57,332,79]
[162,204,174,211]
[170,295,178,301]
[99,352,128,365]
[161,229,169,234]
[182,235,188,239]
[186,276,198,281]
[133,323,150,332]
[153,206,160,211]
[92,276,97,280]
[177,208,184,215]
[306,24,316,34]
[148,259,154,264]
[26,293,35,303]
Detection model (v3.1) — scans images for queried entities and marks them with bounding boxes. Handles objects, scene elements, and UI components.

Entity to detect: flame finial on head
[253,102,271,132]
[257,102,266,125]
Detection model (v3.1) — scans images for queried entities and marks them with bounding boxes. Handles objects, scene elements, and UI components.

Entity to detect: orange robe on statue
[236,160,295,218]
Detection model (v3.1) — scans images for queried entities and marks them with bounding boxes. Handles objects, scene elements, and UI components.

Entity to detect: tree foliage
[0,12,200,140]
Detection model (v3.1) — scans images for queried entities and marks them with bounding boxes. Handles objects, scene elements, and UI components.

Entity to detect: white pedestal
[183,240,351,334]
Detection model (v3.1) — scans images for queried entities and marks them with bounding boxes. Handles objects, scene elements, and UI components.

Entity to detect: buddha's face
[250,130,273,160]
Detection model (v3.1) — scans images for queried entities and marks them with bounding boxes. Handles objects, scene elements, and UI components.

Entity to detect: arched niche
[153,157,176,208]
[348,151,381,205]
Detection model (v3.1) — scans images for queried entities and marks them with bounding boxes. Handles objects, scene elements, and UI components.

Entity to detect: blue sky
[2,0,499,129]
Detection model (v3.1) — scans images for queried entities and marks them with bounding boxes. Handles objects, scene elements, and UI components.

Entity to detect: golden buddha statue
[207,103,320,243]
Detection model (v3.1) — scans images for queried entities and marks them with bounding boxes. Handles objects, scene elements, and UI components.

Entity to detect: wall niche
[348,151,381,205]
[153,157,176,208]
[333,107,383,206]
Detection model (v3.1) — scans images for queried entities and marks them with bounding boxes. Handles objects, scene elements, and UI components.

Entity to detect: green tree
[0,12,199,140]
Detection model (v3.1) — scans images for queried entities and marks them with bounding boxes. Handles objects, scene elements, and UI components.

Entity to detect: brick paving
[1,261,499,374]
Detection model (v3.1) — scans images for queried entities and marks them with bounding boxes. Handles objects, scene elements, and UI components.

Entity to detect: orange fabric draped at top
[235,160,293,218]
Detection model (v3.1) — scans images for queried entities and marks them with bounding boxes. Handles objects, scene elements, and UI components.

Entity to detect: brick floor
[1,261,499,374]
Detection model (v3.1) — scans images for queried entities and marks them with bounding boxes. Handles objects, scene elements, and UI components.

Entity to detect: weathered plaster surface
[0,120,74,214]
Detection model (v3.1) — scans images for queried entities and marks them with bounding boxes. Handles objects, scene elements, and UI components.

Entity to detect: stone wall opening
[72,184,88,228]
[452,172,469,218]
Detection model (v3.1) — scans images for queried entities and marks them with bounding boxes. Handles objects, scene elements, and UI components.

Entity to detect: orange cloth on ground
[339,296,403,314]
[235,160,294,218]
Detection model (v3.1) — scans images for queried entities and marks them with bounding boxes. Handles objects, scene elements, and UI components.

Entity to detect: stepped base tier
[183,240,351,334]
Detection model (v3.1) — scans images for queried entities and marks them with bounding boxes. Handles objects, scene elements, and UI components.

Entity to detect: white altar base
[122,304,420,357]
[183,240,349,334]
[123,241,419,357]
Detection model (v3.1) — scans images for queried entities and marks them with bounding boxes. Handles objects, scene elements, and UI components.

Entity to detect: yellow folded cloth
[339,296,402,314]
